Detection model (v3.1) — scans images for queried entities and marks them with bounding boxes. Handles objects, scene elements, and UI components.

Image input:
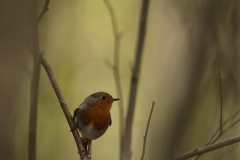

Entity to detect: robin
[72,91,119,154]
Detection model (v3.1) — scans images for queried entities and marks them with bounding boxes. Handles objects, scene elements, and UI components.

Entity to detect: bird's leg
[81,138,88,151]
[81,139,92,157]
[88,140,92,156]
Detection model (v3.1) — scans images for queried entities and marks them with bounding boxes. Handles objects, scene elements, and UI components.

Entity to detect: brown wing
[73,108,80,123]
[70,108,80,132]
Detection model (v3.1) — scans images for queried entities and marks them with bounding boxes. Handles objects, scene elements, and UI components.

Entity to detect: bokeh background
[1,0,240,160]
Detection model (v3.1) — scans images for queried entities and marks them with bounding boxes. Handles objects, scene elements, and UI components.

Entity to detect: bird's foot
[70,125,78,132]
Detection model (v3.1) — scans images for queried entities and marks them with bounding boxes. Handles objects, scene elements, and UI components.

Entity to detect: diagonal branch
[192,108,240,160]
[174,135,240,160]
[38,0,50,22]
[216,143,238,160]
[206,109,240,146]
[41,57,90,160]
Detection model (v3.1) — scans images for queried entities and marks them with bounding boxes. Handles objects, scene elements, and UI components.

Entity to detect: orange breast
[80,101,112,130]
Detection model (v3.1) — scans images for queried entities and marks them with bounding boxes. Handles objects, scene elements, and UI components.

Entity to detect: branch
[37,1,89,159]
[103,0,124,158]
[192,58,224,160]
[103,0,118,36]
[29,55,41,160]
[174,135,240,160]
[28,1,89,159]
[122,0,150,159]
[140,101,155,160]
[217,58,223,133]
[193,108,240,160]
[207,109,240,146]
[38,0,50,22]
[41,57,90,160]
[216,143,238,160]
[28,1,50,159]
[28,2,42,160]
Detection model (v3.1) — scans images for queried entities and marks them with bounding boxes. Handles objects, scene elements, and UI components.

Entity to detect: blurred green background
[1,0,240,160]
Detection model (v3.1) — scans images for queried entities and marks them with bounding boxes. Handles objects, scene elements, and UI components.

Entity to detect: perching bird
[72,91,119,154]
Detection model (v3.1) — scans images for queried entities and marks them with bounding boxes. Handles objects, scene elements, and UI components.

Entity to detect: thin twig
[103,1,124,158]
[28,2,42,160]
[206,108,240,146]
[204,121,226,147]
[223,118,240,133]
[192,108,240,160]
[208,117,240,146]
[216,143,238,160]
[174,135,240,160]
[41,57,90,160]
[38,0,50,22]
[103,0,118,36]
[192,58,224,160]
[122,0,150,159]
[217,58,223,134]
[140,101,155,160]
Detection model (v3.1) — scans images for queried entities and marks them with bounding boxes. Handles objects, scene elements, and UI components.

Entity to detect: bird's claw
[70,125,78,132]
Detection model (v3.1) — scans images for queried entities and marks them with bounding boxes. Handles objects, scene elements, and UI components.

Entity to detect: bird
[72,91,119,154]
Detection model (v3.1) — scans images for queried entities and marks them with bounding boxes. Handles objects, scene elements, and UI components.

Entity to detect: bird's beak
[111,98,120,101]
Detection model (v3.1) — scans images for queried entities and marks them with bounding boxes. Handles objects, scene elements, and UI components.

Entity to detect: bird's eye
[102,96,106,100]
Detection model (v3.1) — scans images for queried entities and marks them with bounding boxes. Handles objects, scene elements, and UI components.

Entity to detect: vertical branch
[29,55,41,160]
[28,1,41,160]
[28,1,50,159]
[140,101,155,160]
[122,0,150,159]
[217,58,223,134]
[103,0,124,158]
[103,0,118,37]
